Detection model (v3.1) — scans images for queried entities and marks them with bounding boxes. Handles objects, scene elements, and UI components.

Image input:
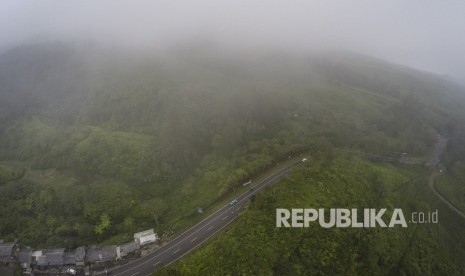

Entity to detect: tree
[141,198,167,227]
[94,213,111,236]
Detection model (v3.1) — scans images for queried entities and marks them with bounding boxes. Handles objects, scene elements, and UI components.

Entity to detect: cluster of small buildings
[0,229,159,274]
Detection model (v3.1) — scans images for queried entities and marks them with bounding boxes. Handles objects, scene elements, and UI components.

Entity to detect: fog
[1,0,465,78]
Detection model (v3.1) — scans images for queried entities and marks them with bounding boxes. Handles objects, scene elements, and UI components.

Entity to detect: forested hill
[1,42,465,265]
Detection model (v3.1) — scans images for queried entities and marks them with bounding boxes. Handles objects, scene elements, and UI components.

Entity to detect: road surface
[425,134,465,219]
[429,172,465,220]
[109,161,301,276]
[425,135,448,166]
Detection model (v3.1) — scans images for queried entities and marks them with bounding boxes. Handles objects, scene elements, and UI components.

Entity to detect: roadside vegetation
[436,123,465,212]
[158,157,465,275]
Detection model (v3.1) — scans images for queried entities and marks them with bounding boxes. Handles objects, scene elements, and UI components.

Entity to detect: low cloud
[1,0,465,77]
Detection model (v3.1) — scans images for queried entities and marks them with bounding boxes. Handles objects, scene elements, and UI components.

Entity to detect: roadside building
[86,246,117,263]
[31,250,43,268]
[0,241,16,263]
[18,248,33,269]
[134,229,159,245]
[47,248,65,267]
[117,241,140,259]
[75,246,86,266]
[35,248,65,268]
[63,252,76,266]
[35,252,46,268]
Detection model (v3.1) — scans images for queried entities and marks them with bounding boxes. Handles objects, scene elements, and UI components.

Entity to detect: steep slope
[1,43,465,273]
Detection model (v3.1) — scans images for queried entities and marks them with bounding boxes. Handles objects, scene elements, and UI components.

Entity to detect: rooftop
[86,246,117,263]
[63,252,76,265]
[0,242,15,257]
[18,249,32,264]
[45,249,65,266]
[75,246,86,261]
[120,241,140,256]
[134,229,155,239]
[35,248,65,267]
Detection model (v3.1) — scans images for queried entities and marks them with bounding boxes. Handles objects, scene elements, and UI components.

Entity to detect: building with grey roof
[36,254,47,267]
[86,246,117,263]
[63,252,76,266]
[18,248,33,268]
[118,241,140,259]
[45,248,64,267]
[75,246,86,266]
[34,248,64,268]
[0,241,16,262]
[134,229,158,245]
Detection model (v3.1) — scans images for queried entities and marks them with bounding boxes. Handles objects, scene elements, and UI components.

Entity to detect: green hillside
[1,44,465,273]
[159,156,465,275]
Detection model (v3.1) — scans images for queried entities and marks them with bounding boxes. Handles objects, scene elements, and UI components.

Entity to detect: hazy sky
[1,0,465,77]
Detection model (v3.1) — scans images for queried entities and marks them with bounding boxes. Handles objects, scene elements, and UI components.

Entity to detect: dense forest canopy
[1,43,465,274]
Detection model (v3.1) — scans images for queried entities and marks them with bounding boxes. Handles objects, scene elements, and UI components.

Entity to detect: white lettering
[389,209,407,227]
[319,208,336,228]
[304,209,318,227]
[370,208,387,227]
[351,208,363,227]
[336,209,351,227]
[276,209,291,227]
[292,209,304,227]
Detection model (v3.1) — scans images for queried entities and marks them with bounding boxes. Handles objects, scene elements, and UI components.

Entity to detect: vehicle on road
[229,199,238,206]
[243,180,252,186]
[67,268,77,275]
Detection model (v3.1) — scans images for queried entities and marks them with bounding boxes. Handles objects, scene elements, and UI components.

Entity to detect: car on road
[67,268,77,275]
[229,199,238,206]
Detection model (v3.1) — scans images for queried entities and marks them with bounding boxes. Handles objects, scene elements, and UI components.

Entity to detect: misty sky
[1,0,465,78]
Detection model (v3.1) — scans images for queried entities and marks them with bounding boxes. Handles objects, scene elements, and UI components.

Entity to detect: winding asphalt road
[426,134,465,219]
[109,161,302,276]
[429,172,465,220]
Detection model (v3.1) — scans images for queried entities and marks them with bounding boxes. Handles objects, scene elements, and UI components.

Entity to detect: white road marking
[191,236,198,242]
[222,215,229,220]
[130,273,139,276]
[173,248,180,254]
[153,261,161,267]
[111,165,295,276]
[165,217,237,266]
